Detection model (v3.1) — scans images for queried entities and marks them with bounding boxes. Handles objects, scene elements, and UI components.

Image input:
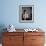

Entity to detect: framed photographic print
[19,5,34,23]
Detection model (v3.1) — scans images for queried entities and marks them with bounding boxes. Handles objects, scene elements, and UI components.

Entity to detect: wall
[0,0,46,29]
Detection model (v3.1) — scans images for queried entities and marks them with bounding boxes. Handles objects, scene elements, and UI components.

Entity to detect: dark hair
[23,10,26,14]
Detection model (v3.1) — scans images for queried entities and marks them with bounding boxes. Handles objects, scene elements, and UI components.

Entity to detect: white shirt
[23,13,29,19]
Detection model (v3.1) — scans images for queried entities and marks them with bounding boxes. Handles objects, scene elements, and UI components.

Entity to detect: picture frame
[19,5,34,23]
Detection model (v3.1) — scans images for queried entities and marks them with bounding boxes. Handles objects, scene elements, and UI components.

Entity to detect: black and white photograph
[19,5,34,23]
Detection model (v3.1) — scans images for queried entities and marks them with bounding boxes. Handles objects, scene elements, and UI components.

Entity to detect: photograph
[19,5,34,23]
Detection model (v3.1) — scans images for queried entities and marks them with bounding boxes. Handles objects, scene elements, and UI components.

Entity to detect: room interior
[0,0,46,46]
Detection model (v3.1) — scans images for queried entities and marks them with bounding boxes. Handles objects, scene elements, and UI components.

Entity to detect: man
[22,10,29,20]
